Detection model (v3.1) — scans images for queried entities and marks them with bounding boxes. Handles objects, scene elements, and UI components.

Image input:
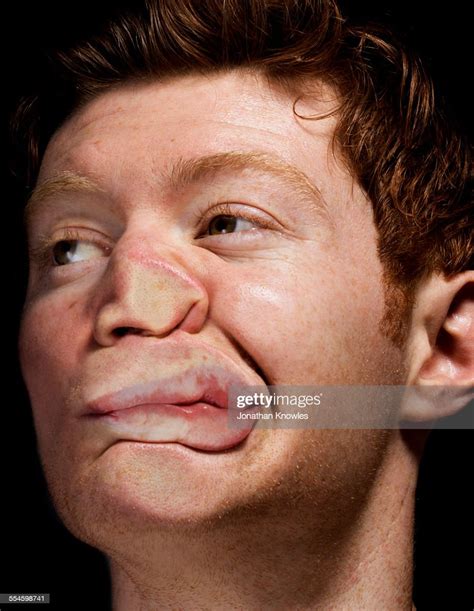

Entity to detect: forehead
[39,70,343,184]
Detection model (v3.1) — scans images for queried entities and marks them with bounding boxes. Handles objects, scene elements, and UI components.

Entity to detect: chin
[48,439,265,545]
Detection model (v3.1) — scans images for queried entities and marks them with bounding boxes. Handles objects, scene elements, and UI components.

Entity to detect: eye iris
[208,215,237,235]
[52,240,77,266]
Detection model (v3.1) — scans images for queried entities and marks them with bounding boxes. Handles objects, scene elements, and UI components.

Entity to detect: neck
[109,438,418,610]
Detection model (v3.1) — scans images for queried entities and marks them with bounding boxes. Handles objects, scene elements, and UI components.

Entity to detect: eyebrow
[24,171,104,227]
[24,151,327,227]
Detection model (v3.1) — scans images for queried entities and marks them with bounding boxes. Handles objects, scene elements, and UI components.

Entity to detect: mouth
[83,345,265,452]
[87,401,254,451]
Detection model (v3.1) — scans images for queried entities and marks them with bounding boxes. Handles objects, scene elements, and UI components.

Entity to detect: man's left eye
[205,215,257,235]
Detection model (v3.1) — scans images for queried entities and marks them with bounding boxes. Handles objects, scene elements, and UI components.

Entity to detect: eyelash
[29,203,276,271]
[194,202,276,236]
[29,227,110,272]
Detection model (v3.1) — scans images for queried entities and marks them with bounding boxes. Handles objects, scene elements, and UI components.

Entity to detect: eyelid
[194,202,282,237]
[29,227,112,270]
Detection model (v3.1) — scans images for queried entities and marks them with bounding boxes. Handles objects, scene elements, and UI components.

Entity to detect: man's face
[18,71,406,545]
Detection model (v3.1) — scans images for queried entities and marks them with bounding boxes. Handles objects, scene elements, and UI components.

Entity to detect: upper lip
[84,338,261,415]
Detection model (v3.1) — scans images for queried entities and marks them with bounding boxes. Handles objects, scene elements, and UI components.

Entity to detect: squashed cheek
[211,259,392,385]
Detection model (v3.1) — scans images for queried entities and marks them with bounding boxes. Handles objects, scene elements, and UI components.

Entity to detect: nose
[92,237,209,346]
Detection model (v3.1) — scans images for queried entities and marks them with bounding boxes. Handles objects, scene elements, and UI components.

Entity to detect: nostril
[111,326,171,340]
[113,326,139,337]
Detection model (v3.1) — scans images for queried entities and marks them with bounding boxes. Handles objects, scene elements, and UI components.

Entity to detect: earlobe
[401,272,474,422]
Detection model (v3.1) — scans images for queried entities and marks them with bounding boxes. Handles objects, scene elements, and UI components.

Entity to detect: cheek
[18,293,88,433]
[210,257,398,384]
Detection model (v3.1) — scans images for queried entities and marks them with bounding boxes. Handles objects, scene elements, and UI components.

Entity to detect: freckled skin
[19,71,416,609]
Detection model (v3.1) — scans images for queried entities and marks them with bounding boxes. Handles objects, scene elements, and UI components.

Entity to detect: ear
[401,271,474,422]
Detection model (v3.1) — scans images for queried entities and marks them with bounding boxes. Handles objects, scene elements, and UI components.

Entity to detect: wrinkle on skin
[19,70,416,609]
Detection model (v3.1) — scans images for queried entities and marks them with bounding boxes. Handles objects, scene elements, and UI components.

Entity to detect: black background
[2,2,472,610]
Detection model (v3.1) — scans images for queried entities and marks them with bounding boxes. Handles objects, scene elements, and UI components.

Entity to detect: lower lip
[88,402,255,451]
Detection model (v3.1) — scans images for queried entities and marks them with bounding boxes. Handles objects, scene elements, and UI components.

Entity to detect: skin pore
[19,70,422,610]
